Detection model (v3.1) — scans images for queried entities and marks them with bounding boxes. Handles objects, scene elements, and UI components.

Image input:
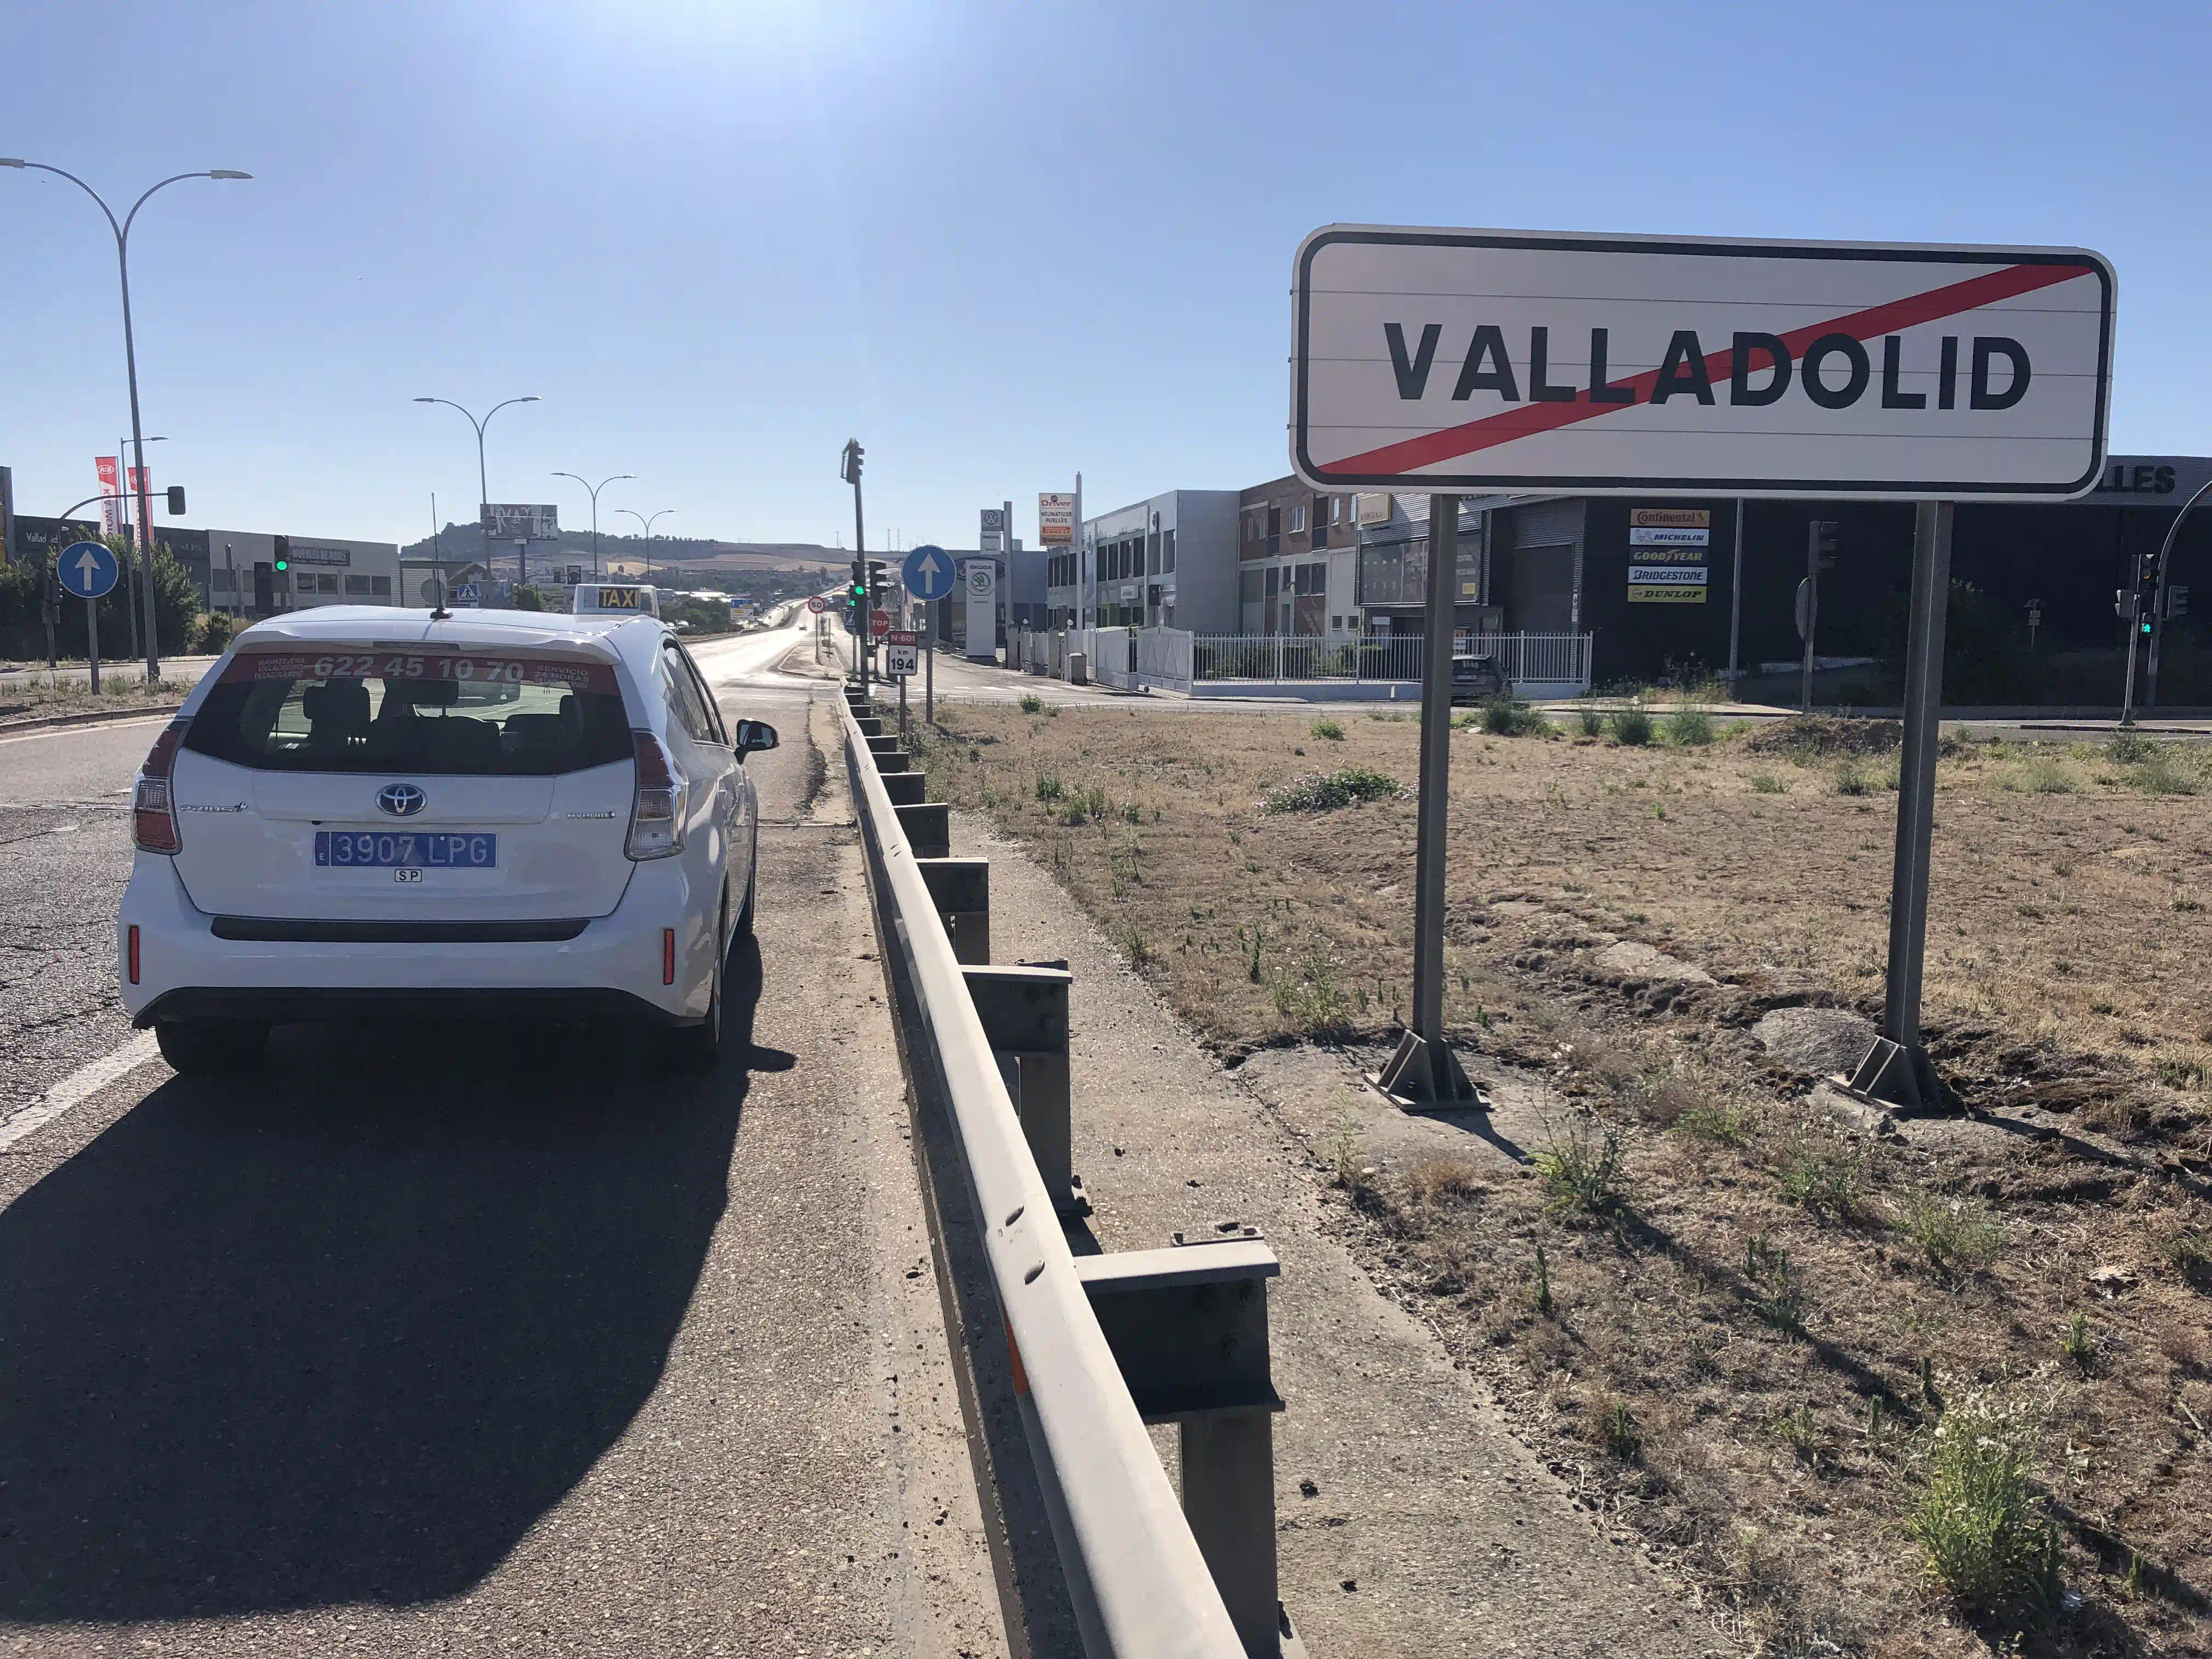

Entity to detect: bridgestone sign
[1290,226,2115,500]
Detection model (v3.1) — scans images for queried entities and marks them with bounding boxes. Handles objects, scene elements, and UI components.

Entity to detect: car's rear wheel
[734,834,758,939]
[652,919,723,1074]
[155,1017,268,1077]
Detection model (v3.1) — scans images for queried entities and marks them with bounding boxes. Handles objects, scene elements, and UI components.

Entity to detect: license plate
[314,831,498,869]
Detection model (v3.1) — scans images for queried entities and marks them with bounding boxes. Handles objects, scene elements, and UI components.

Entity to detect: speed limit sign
[806,595,827,614]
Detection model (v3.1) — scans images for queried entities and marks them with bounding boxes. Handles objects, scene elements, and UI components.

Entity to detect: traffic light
[840,439,864,484]
[1810,520,1840,567]
[2115,589,2138,620]
[166,485,186,515]
[272,534,290,574]
[848,559,866,603]
[2139,549,2162,590]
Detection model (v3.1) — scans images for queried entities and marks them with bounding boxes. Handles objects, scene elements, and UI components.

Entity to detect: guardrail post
[893,800,950,857]
[866,732,900,755]
[855,714,884,737]
[961,963,1080,1215]
[881,771,927,806]
[1075,1238,1293,1659]
[917,856,989,964]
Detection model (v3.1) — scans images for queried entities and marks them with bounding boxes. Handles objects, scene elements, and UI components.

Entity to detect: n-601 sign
[1290,226,2114,500]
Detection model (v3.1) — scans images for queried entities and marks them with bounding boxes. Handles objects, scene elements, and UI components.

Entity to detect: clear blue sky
[4,0,2207,552]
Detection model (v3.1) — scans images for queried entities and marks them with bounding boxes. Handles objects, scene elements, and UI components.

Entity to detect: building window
[1287,505,1306,534]
[1163,528,1175,572]
[371,575,392,596]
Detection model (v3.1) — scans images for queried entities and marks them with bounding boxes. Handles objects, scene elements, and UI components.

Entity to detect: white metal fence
[1188,631,1592,693]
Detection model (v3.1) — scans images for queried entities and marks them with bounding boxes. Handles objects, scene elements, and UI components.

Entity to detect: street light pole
[114,432,166,661]
[615,509,675,584]
[414,395,540,572]
[2,159,251,680]
[554,471,633,581]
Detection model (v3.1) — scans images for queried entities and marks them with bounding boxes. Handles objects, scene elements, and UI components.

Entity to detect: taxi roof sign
[572,583,660,618]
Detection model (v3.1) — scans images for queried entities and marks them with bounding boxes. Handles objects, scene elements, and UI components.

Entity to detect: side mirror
[733,719,779,760]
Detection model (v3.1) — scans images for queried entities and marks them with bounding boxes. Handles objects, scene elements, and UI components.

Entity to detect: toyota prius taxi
[116,606,776,1074]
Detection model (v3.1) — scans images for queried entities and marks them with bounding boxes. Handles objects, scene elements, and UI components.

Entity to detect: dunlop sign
[1290,226,2115,499]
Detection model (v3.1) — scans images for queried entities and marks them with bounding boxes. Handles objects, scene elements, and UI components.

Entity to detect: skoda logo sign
[377,783,427,818]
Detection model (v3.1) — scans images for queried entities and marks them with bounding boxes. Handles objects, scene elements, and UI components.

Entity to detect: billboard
[1038,492,1075,546]
[1291,225,2115,499]
[481,503,560,539]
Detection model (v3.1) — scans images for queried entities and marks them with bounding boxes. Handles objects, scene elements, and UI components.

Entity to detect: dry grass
[0,673,190,723]
[905,701,2212,1656]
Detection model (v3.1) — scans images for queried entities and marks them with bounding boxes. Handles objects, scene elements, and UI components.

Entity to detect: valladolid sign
[1290,226,2115,499]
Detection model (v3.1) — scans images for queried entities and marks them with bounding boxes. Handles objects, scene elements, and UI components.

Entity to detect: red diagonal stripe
[1324,261,2096,477]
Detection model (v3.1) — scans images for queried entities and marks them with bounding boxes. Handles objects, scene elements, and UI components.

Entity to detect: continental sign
[1290,226,2114,499]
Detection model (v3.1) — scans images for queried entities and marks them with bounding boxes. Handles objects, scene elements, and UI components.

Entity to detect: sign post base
[1369,1027,1485,1112]
[1840,1036,1944,1113]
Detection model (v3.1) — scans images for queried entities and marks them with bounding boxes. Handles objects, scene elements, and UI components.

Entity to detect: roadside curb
[0,701,184,737]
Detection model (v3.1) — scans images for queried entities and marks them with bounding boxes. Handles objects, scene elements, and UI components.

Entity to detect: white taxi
[116,606,776,1074]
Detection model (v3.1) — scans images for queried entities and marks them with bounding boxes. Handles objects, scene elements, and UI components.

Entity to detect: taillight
[132,719,190,854]
[662,928,676,985]
[626,730,687,860]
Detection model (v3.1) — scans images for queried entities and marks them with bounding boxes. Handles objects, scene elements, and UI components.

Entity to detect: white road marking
[0,1031,163,1152]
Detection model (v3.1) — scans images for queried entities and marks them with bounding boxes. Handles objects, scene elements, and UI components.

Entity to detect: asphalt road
[0,620,1007,1657]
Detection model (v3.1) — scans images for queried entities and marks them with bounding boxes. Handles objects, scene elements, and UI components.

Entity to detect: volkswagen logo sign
[377,783,427,818]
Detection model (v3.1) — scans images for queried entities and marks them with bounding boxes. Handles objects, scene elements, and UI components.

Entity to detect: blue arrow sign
[56,541,120,601]
[903,544,955,602]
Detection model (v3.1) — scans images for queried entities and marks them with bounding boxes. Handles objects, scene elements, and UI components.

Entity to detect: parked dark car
[1447,652,1508,704]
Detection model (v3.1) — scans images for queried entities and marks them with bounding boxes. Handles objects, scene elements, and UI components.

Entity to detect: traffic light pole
[845,441,870,698]
[2145,472,2212,712]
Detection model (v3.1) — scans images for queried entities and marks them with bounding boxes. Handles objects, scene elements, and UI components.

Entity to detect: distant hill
[399,524,846,573]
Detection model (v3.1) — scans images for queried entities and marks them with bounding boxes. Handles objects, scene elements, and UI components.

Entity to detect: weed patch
[1906,1387,2058,1615]
[1264,768,1406,812]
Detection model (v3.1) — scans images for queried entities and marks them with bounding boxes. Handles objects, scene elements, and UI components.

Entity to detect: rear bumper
[133,985,692,1027]
[117,854,718,1028]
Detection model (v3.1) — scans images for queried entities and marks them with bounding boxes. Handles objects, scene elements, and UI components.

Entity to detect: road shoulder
[953,805,1713,1659]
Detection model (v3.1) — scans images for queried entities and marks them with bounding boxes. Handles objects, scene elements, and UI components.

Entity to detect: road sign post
[57,540,120,695]
[1373,496,1478,1107]
[904,545,956,726]
[1293,224,2114,1111]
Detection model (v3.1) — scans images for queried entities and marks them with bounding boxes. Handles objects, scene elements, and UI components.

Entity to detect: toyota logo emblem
[377,783,427,818]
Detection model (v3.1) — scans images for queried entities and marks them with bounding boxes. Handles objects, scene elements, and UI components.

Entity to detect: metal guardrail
[839,686,1299,1658]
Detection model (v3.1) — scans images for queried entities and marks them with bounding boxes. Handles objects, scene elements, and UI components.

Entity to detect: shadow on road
[0,940,768,1624]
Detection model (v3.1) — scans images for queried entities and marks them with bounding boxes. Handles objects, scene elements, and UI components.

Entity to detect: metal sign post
[1846,503,1953,1108]
[903,545,957,725]
[1291,223,2115,1115]
[56,540,121,696]
[1373,498,1479,1107]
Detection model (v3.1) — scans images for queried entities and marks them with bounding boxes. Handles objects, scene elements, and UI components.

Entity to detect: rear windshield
[184,650,633,776]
